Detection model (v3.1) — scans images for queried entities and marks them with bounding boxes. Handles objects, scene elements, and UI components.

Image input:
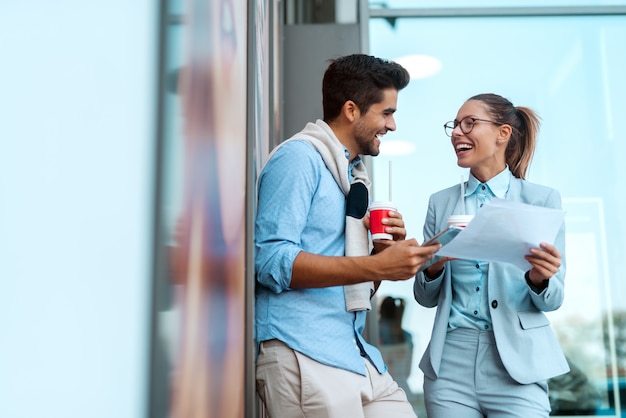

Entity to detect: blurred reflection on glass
[548,356,601,415]
[378,296,415,401]
[160,0,247,416]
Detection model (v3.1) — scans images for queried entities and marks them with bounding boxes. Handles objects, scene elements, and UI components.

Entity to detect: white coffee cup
[447,214,474,228]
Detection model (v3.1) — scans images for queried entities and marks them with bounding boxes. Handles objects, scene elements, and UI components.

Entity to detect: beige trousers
[256,339,417,418]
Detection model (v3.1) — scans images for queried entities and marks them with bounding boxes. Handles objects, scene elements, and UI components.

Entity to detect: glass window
[369,0,626,8]
[369,11,626,417]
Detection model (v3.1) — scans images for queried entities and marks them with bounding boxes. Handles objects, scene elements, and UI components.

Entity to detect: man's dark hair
[322,54,410,122]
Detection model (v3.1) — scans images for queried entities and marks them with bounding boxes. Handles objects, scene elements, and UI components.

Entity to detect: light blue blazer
[414,175,570,384]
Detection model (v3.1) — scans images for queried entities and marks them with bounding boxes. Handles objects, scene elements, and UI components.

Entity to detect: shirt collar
[348,151,361,168]
[465,166,511,199]
[346,149,362,181]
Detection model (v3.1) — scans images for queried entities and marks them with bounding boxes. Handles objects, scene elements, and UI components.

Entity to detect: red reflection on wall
[168,0,247,416]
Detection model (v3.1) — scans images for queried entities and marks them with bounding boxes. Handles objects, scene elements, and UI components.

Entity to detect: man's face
[353,88,398,156]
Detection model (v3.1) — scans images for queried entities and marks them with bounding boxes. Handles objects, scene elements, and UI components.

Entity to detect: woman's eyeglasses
[444,117,503,137]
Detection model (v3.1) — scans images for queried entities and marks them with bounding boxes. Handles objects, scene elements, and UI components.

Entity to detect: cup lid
[368,200,396,210]
[448,214,474,221]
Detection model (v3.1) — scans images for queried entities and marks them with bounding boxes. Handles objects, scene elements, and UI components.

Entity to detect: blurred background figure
[378,296,414,399]
[379,296,412,345]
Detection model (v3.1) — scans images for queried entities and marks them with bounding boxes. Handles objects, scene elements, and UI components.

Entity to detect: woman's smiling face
[451,99,509,182]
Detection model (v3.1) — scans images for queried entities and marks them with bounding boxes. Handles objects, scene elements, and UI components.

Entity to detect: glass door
[368,8,626,417]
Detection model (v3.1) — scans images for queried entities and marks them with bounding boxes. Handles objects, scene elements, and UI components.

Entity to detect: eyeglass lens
[445,117,478,136]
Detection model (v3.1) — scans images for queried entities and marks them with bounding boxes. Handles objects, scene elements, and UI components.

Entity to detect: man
[255,54,438,418]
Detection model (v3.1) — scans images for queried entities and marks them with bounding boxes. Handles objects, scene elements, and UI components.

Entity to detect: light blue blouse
[448,168,511,331]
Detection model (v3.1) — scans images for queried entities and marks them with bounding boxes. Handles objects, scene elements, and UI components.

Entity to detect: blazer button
[491,300,498,309]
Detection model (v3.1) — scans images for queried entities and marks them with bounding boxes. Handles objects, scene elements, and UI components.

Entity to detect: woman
[414,93,569,417]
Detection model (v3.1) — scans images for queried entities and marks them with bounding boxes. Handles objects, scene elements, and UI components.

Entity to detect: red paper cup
[368,201,396,241]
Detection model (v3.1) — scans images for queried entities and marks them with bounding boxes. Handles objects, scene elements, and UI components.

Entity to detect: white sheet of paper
[436,198,566,271]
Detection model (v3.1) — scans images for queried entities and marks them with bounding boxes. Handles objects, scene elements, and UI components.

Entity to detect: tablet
[421,225,463,247]
[419,226,463,272]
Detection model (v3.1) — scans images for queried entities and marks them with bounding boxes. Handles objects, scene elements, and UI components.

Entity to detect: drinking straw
[389,160,393,202]
[460,174,465,215]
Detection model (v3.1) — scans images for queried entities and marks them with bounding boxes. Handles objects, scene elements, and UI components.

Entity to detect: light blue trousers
[424,328,550,418]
